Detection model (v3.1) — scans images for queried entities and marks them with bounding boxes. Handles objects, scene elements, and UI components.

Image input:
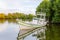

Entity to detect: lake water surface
[0,19,60,40]
[0,20,19,40]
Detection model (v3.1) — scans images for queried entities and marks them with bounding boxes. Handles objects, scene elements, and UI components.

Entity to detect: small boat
[17,19,47,27]
[16,13,47,27]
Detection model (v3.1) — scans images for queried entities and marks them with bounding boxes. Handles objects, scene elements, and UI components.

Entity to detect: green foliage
[8,13,13,19]
[46,24,60,40]
[0,13,5,19]
[36,0,60,23]
[28,14,34,19]
[0,12,34,21]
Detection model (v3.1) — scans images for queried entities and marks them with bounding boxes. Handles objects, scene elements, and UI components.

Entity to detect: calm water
[0,19,60,40]
[0,20,19,40]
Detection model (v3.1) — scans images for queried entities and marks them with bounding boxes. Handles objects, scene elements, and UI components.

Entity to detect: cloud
[0,0,43,14]
[0,1,7,9]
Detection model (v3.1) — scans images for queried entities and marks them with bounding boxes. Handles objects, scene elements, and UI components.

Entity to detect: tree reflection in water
[0,19,6,23]
[17,24,60,40]
[32,24,60,40]
[0,19,17,23]
[46,24,60,40]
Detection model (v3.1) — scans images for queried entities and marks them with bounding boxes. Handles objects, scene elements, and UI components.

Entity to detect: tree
[52,0,60,23]
[36,0,60,23]
[36,0,51,20]
[8,13,13,19]
[0,13,5,19]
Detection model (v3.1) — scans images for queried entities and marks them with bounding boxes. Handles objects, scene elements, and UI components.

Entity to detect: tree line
[0,12,34,21]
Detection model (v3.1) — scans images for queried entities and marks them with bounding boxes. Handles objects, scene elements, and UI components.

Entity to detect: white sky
[0,0,43,14]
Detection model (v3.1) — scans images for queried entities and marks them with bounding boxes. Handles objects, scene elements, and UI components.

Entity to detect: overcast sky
[0,0,43,14]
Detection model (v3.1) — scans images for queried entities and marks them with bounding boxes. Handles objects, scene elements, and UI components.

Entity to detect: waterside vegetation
[0,12,34,21]
[36,0,60,23]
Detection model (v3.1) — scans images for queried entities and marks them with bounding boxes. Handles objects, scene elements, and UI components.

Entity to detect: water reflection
[17,24,60,40]
[8,19,17,23]
[32,27,46,40]
[17,27,46,40]
[0,21,8,32]
[0,19,60,40]
[46,24,60,40]
[0,20,19,40]
[0,19,6,23]
[0,19,17,23]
